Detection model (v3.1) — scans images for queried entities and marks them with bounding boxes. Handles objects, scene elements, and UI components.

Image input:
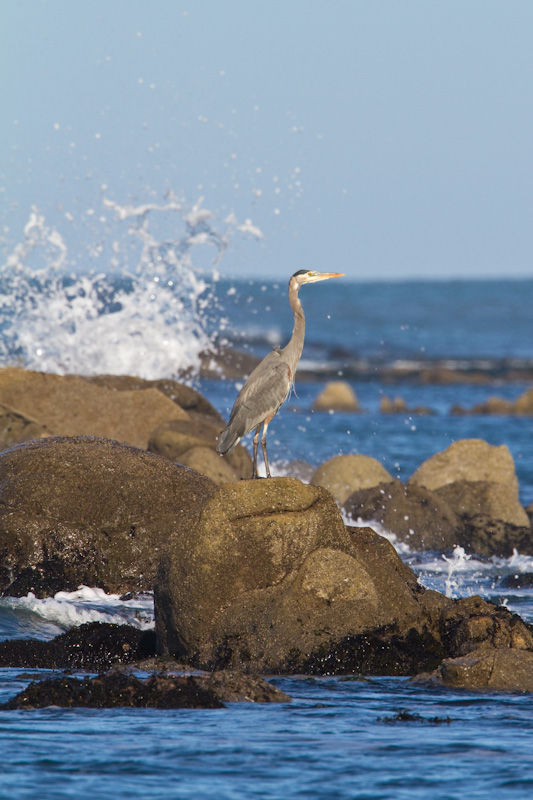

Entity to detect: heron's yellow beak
[314,272,345,281]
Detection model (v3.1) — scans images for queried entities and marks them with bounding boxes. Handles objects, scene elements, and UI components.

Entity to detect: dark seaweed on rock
[0,623,156,670]
[0,672,224,710]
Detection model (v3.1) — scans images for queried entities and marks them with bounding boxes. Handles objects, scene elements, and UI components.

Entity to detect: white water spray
[0,191,262,380]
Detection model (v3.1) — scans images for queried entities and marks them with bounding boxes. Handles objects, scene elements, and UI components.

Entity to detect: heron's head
[291,269,345,288]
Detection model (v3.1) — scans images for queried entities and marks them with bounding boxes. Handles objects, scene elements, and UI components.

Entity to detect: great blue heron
[216,269,344,478]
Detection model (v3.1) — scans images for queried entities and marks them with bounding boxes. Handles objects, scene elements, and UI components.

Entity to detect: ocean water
[1,201,533,798]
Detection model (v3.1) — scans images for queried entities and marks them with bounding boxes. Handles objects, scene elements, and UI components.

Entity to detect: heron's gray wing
[228,351,292,437]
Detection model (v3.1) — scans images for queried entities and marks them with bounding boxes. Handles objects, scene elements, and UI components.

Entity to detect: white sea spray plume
[0,191,262,380]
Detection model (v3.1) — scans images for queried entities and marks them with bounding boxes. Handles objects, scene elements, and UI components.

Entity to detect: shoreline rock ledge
[155,477,533,678]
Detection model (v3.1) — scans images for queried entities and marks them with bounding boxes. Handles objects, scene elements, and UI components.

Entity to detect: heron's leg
[261,419,272,478]
[252,425,261,479]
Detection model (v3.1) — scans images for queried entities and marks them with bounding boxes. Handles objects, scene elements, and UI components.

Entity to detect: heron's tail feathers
[216,425,241,455]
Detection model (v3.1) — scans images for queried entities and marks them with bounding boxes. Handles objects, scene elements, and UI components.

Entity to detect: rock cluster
[343,439,532,558]
[1,368,533,695]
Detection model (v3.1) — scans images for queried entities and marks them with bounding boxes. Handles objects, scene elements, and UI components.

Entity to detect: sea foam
[0,586,154,640]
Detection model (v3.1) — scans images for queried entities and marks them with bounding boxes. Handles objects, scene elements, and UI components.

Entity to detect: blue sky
[2,0,533,280]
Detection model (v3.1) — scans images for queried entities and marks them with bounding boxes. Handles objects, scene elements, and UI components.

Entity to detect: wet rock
[312,381,361,412]
[298,593,533,677]
[155,473,533,676]
[458,515,533,558]
[434,480,530,529]
[343,480,460,551]
[0,622,156,670]
[155,477,434,672]
[149,417,252,481]
[201,670,290,703]
[311,454,393,505]
[0,668,290,710]
[0,368,188,450]
[409,439,521,495]
[464,396,513,415]
[0,672,225,709]
[438,596,533,657]
[418,648,533,692]
[0,436,216,596]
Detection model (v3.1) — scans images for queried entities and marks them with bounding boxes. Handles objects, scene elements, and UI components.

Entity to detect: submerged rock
[311,454,393,505]
[0,669,290,710]
[0,672,224,710]
[0,436,216,596]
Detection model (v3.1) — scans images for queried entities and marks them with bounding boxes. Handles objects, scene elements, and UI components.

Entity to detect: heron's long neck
[283,281,305,372]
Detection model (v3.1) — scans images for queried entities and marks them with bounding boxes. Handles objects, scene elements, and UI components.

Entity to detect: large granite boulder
[311,454,393,505]
[148,417,252,482]
[155,477,424,672]
[343,480,460,551]
[0,368,188,450]
[409,439,520,495]
[0,436,216,596]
